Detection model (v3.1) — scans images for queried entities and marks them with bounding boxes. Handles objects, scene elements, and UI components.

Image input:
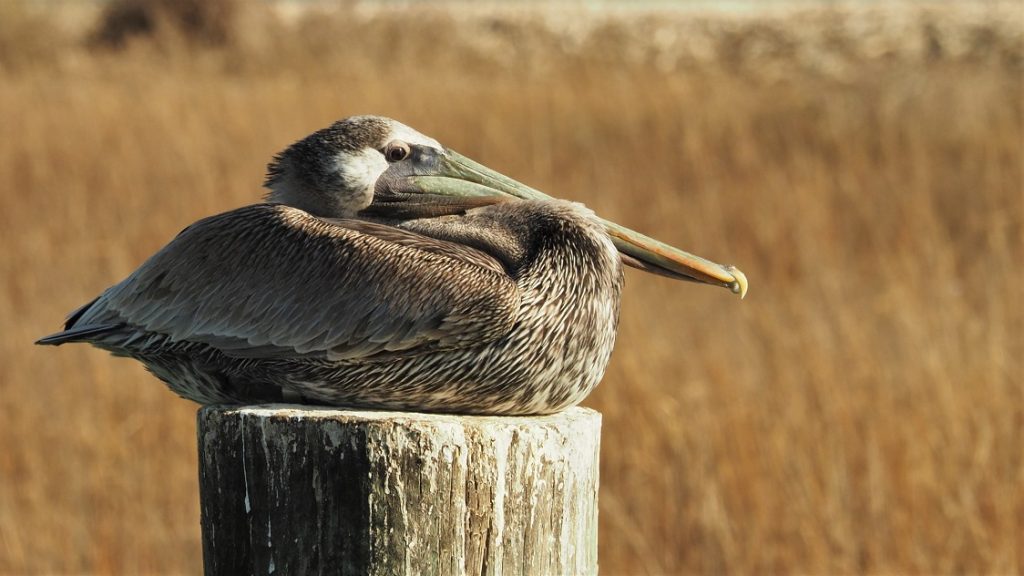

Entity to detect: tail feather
[36,295,113,345]
[63,295,101,330]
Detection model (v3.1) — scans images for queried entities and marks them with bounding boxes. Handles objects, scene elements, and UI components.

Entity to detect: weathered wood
[198,405,601,576]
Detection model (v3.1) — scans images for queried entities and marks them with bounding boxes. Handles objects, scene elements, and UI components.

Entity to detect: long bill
[409,149,748,298]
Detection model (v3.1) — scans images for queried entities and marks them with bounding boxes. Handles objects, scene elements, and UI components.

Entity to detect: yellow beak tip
[726,266,748,299]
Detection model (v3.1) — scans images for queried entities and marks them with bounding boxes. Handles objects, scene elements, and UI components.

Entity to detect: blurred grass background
[0,1,1021,574]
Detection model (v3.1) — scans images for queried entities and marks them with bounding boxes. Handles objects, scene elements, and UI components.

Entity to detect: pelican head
[265,115,747,297]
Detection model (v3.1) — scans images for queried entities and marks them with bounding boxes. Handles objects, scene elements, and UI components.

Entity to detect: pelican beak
[406,149,748,298]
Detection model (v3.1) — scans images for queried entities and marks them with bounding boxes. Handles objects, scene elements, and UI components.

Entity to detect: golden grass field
[1,1,1021,574]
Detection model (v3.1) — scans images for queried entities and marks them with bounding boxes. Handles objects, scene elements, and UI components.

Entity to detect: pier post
[197,405,601,575]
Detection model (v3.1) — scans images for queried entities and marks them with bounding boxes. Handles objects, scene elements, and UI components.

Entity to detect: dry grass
[1,2,1021,574]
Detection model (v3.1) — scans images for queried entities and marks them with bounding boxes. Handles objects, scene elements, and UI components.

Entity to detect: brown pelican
[37,116,746,415]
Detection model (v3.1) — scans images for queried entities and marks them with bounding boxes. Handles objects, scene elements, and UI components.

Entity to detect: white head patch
[384,120,443,151]
[331,148,388,211]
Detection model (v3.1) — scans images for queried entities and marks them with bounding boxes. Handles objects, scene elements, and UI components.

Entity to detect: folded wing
[52,204,521,360]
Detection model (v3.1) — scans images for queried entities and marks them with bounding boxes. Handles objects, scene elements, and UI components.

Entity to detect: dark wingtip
[36,324,115,346]
[35,333,66,346]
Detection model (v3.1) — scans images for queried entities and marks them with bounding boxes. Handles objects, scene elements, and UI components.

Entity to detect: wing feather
[73,204,520,360]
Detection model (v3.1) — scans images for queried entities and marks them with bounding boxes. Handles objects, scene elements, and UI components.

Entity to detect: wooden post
[197,405,601,576]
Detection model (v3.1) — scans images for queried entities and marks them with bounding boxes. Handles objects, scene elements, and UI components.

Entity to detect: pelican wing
[72,204,521,360]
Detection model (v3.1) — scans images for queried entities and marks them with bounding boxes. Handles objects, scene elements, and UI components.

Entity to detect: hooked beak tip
[726,265,748,299]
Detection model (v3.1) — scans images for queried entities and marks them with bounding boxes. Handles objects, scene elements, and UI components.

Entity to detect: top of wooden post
[204,403,601,426]
[198,404,602,576]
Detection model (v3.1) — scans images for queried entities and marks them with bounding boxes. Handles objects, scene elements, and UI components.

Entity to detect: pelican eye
[383,141,411,163]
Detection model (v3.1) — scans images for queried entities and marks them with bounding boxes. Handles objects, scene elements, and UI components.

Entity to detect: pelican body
[38,116,746,415]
